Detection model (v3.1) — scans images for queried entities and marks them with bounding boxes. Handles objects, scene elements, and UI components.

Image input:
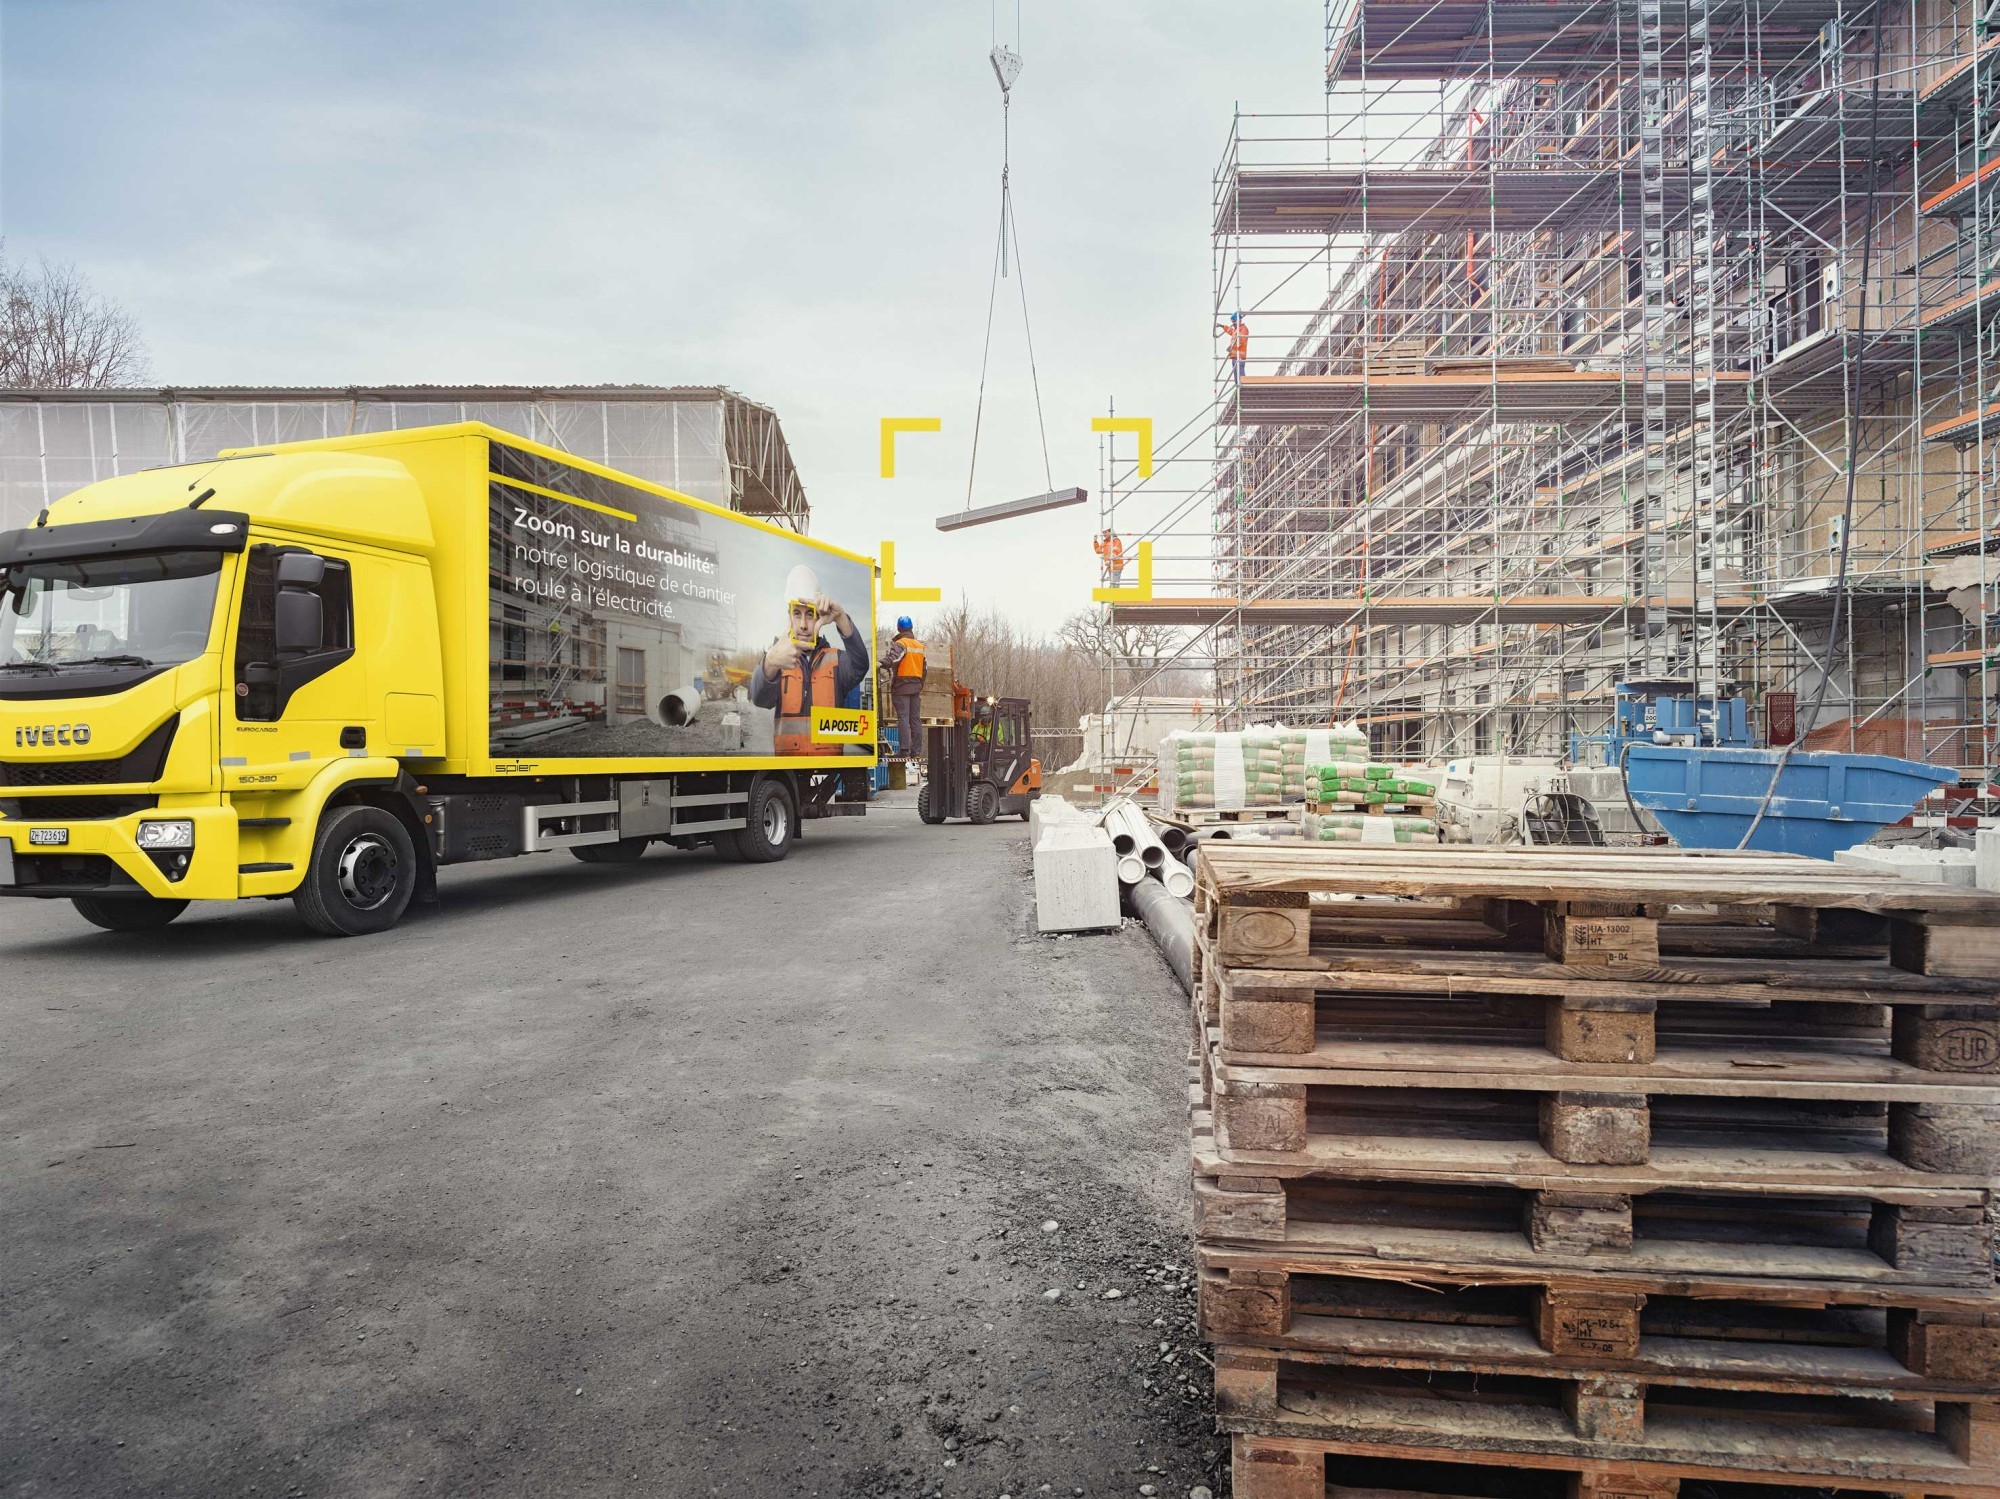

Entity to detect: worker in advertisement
[750,564,871,755]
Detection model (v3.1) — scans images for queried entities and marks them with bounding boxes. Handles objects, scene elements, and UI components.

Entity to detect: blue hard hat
[896,615,913,632]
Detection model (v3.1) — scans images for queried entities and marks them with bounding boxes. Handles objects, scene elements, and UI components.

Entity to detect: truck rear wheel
[72,894,189,932]
[295,804,416,937]
[735,778,795,863]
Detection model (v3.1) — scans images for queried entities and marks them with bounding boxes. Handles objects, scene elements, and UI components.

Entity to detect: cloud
[1,0,1325,634]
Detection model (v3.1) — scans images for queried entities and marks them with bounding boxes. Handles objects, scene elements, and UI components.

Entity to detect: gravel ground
[0,794,1219,1498]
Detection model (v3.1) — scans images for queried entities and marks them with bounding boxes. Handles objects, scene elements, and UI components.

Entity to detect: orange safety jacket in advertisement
[773,651,840,754]
[893,636,925,681]
[749,625,871,755]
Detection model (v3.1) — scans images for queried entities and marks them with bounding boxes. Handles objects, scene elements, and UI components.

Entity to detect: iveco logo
[13,724,91,748]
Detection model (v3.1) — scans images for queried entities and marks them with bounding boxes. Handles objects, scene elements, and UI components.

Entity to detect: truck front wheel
[735,778,795,863]
[72,894,189,932]
[295,804,417,937]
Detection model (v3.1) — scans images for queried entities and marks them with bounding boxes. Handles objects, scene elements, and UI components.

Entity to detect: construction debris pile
[1186,841,2000,1498]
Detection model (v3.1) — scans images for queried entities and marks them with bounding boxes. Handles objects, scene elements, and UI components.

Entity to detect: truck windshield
[0,550,223,671]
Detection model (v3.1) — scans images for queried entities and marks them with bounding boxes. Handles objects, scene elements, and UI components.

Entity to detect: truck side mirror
[276,553,326,589]
[275,589,325,655]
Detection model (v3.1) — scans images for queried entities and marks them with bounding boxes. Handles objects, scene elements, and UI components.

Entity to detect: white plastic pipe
[657,684,704,726]
[1157,861,1195,899]
[1110,801,1173,874]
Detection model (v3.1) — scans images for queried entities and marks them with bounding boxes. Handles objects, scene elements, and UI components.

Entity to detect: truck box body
[0,423,876,928]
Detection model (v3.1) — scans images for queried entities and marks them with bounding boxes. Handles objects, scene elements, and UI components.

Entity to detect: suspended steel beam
[935,486,1088,532]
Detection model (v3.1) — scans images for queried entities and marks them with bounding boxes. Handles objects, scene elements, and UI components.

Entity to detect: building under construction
[1112,0,1999,789]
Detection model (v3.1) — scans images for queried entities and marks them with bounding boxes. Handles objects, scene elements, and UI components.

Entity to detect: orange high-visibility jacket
[1093,531,1125,565]
[774,648,842,754]
[1227,322,1249,358]
[894,637,926,680]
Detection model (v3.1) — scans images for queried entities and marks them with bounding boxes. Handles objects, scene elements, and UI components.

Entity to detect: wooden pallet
[1198,950,2000,1064]
[1198,1261,2000,1391]
[1227,1441,1943,1499]
[1197,1038,2000,1177]
[1228,1412,2000,1498]
[1190,1137,1996,1292]
[1221,1370,2000,1494]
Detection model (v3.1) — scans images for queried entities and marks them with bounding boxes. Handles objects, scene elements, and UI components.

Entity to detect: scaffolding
[1101,0,2000,791]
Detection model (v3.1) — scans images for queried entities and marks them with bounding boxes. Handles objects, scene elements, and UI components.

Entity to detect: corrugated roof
[0,383,763,407]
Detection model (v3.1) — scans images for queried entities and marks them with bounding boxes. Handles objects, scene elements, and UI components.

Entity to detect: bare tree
[1057,609,1183,675]
[0,247,151,388]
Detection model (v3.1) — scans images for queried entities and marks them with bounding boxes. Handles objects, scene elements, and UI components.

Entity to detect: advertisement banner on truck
[487,441,874,760]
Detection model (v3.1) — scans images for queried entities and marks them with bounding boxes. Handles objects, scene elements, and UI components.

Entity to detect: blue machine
[1604,681,1957,858]
[870,724,902,794]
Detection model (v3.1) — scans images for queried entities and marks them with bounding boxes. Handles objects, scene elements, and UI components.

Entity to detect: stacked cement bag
[1164,731,1286,810]
[1302,760,1440,844]
[1160,723,1368,812]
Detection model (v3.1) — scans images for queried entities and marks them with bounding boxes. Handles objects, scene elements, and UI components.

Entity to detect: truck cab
[0,451,448,933]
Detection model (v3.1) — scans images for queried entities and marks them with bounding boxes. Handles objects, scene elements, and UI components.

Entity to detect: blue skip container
[1623,744,1959,860]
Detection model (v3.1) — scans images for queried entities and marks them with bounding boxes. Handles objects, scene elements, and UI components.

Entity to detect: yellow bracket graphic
[880,540,941,603]
[1092,540,1153,603]
[1091,415,1154,478]
[879,416,942,478]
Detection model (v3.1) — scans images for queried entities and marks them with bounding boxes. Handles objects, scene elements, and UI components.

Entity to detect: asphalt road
[0,796,1218,1498]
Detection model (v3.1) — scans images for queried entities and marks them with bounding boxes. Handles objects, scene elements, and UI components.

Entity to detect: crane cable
[965,9,1055,510]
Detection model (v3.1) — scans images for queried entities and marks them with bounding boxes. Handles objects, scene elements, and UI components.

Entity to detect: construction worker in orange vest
[1093,529,1126,587]
[749,563,871,755]
[1217,311,1249,379]
[881,615,927,764]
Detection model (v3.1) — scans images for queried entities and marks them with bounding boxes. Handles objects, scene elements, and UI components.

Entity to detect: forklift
[917,685,1042,825]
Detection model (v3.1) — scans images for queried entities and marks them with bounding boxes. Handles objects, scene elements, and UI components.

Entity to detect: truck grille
[0,795,157,820]
[0,718,178,787]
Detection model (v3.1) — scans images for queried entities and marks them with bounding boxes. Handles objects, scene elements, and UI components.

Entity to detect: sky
[0,0,1327,636]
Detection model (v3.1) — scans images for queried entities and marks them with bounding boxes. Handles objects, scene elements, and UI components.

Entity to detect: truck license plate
[28,827,68,846]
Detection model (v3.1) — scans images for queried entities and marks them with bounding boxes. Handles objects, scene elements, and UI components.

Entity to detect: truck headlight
[136,820,195,850]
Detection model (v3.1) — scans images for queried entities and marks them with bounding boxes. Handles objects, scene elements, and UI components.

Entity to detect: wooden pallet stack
[1188,844,2000,1499]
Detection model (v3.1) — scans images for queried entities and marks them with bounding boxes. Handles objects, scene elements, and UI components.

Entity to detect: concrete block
[1836,845,1977,887]
[1979,830,2000,895]
[1029,796,1086,845]
[1034,824,1121,933]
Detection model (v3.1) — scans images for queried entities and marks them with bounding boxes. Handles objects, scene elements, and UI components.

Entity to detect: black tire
[710,831,745,862]
[735,777,796,863]
[968,782,999,825]
[1019,807,1033,822]
[917,781,945,825]
[571,838,650,864]
[72,894,188,932]
[294,804,417,937]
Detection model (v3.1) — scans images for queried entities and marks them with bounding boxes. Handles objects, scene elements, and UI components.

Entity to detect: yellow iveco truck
[0,423,878,936]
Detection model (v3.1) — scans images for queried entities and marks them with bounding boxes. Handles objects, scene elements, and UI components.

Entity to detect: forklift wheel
[968,782,999,825]
[1019,808,1032,822]
[917,781,945,825]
